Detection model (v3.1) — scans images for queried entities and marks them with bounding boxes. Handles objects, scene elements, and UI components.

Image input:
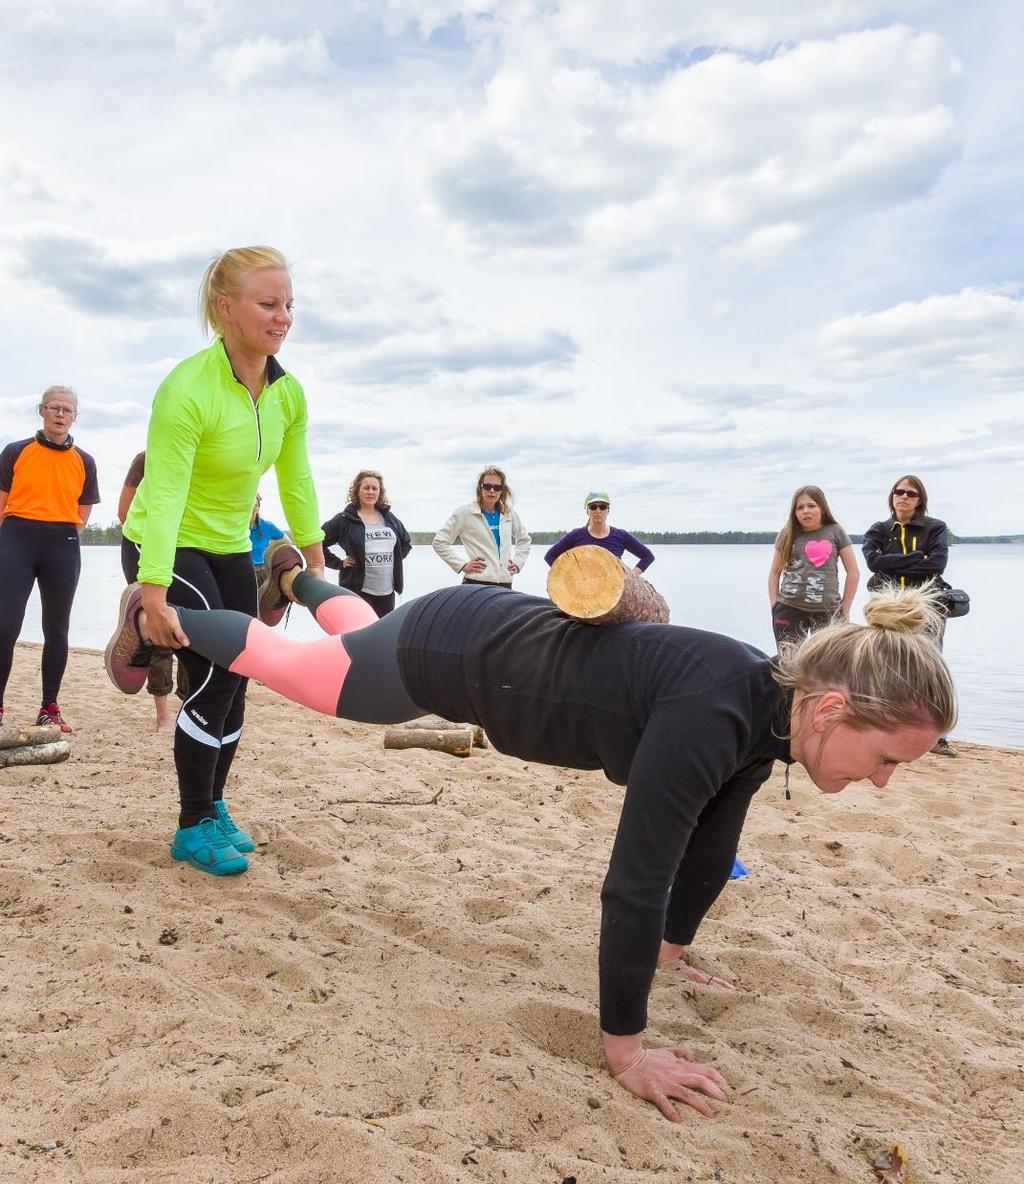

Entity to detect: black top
[862,513,949,590]
[398,585,791,1034]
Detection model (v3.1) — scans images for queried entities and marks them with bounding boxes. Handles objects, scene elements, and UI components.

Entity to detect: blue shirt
[543,526,655,571]
[482,508,501,552]
[249,515,285,564]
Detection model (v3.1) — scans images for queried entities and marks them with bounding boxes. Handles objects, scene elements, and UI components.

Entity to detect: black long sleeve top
[398,586,791,1034]
[862,514,949,589]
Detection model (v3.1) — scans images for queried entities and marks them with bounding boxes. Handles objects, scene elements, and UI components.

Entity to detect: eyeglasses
[481,483,503,492]
[892,488,920,499]
[41,405,76,418]
[587,503,609,511]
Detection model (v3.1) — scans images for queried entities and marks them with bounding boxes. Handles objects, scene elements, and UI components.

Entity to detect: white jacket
[433,502,531,585]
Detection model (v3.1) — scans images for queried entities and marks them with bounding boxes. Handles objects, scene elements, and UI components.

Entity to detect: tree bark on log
[0,740,71,768]
[383,726,474,757]
[396,717,487,748]
[0,725,69,751]
[547,545,670,625]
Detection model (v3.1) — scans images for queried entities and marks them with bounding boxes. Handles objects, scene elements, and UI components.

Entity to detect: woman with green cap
[544,491,655,570]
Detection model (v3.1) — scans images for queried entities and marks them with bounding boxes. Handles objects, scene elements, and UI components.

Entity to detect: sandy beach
[1,641,1021,1184]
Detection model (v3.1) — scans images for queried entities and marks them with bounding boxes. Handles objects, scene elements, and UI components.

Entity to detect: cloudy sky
[1,0,1020,534]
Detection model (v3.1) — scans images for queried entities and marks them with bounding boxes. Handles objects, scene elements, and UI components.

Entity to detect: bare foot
[658,944,735,989]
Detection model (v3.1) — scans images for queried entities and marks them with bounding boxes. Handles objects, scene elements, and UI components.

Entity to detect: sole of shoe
[104,584,150,695]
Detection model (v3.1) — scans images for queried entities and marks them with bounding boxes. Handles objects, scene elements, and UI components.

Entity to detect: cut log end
[547,545,670,625]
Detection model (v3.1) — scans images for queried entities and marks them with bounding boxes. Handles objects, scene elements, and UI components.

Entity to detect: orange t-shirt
[0,435,100,526]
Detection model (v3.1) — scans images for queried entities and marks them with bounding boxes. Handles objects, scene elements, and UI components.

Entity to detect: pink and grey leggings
[175,572,423,724]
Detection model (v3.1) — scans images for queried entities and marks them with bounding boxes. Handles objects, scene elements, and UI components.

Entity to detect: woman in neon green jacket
[118,245,325,877]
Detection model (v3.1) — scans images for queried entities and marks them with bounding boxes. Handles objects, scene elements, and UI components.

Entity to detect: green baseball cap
[584,491,610,508]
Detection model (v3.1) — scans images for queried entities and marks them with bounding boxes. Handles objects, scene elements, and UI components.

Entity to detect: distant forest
[79,524,1023,547]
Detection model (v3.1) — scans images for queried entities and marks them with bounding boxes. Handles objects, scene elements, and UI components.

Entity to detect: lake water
[16,543,1023,749]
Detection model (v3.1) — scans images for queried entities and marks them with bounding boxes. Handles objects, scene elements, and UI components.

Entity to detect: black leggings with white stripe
[122,540,257,827]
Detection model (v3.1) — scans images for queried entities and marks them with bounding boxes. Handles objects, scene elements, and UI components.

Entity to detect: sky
[1,0,1021,535]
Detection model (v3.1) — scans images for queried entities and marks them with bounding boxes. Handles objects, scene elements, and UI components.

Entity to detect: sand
[1,641,1021,1183]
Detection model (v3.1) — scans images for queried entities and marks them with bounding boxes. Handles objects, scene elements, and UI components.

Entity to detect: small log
[547,545,670,625]
[383,726,474,758]
[0,725,69,751]
[398,717,487,749]
[0,739,71,768]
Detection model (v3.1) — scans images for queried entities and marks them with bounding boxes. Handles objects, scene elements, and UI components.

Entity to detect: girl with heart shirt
[768,485,860,649]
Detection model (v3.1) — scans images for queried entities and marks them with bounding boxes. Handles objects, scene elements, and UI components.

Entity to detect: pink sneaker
[104,584,151,694]
[258,538,303,626]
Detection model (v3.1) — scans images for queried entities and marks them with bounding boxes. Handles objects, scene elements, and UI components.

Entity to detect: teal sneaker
[170,817,248,876]
[213,800,256,853]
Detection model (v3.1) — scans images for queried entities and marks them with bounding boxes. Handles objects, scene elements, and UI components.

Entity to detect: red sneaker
[37,703,73,734]
[104,583,150,694]
[258,538,303,627]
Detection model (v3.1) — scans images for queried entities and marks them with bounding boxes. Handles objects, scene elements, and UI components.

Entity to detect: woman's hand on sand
[609,1044,729,1121]
[658,943,735,989]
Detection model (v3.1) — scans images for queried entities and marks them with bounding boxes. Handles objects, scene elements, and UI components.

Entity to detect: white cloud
[425,26,962,265]
[819,286,1024,384]
[386,0,929,58]
[211,31,332,87]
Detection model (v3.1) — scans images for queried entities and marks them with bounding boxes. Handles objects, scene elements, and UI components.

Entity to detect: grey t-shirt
[775,523,852,612]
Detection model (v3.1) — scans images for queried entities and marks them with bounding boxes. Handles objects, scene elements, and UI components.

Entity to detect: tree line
[80,523,1023,547]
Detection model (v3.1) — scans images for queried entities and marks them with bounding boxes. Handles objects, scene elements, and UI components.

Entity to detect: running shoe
[258,538,303,627]
[105,583,151,694]
[37,703,73,734]
[170,817,249,876]
[213,800,256,853]
[0,706,5,728]
[930,738,957,758]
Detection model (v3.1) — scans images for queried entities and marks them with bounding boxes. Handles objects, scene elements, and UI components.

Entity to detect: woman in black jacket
[862,474,955,756]
[322,469,412,617]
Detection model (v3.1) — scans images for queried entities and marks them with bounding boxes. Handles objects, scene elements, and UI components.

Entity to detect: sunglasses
[587,503,609,511]
[481,483,503,492]
[892,488,920,499]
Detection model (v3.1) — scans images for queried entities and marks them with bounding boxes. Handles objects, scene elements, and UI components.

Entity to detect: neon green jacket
[124,339,324,587]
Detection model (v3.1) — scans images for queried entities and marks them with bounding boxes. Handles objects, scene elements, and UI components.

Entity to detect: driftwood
[395,717,487,749]
[547,545,670,625]
[383,724,474,758]
[0,726,71,768]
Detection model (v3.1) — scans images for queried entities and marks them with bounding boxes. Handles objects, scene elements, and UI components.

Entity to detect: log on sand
[395,717,487,749]
[0,726,71,768]
[547,545,670,625]
[383,724,475,758]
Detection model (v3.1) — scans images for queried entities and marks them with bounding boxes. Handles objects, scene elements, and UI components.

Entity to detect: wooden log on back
[383,725,474,758]
[397,717,487,748]
[0,725,69,751]
[0,739,71,768]
[547,545,670,625]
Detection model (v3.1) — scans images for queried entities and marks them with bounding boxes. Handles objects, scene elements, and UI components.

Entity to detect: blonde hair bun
[863,583,945,637]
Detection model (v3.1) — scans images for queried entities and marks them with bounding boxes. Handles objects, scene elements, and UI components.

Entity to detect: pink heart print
[804,539,834,568]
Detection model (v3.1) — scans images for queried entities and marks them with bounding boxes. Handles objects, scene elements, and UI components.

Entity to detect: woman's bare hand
[145,604,189,649]
[612,1046,730,1121]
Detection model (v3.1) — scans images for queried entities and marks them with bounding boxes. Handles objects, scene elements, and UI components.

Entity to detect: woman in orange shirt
[0,386,100,732]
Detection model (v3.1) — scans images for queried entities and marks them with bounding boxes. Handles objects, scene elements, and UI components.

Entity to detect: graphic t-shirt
[362,525,397,595]
[482,508,501,552]
[774,523,852,612]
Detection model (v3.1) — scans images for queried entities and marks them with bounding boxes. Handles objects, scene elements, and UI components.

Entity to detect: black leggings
[0,517,82,706]
[122,540,257,827]
[770,601,833,650]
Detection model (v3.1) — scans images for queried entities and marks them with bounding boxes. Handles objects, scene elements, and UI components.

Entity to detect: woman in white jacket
[433,465,531,588]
